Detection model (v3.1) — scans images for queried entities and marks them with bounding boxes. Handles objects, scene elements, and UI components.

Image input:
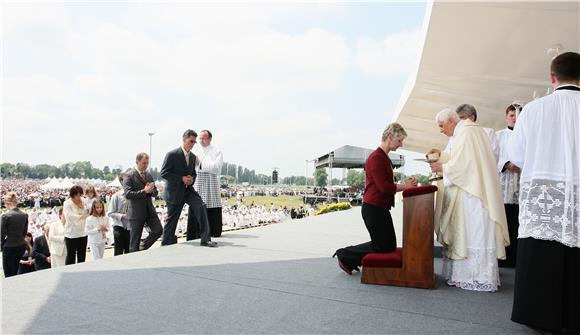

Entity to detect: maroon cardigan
[363,148,397,209]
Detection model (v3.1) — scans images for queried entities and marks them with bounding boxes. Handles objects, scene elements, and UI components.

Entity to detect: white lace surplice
[496,128,520,204]
[509,88,580,249]
[442,191,500,292]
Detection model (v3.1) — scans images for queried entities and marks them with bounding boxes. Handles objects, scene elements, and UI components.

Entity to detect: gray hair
[381,122,407,141]
[435,108,460,123]
[455,104,477,120]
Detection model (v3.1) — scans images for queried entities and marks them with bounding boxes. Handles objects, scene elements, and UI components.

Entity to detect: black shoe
[337,258,353,275]
[200,241,218,247]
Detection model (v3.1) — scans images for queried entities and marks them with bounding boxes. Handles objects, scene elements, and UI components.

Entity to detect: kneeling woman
[334,123,416,274]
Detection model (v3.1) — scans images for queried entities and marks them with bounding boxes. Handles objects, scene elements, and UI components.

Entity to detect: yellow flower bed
[314,202,352,216]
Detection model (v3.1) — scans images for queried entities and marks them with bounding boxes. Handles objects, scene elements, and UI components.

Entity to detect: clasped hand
[505,162,521,173]
[429,162,443,173]
[144,182,156,193]
[182,175,194,186]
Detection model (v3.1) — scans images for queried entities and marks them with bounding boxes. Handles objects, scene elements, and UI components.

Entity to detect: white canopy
[394,1,580,154]
[107,178,122,188]
[40,178,64,190]
[59,178,75,189]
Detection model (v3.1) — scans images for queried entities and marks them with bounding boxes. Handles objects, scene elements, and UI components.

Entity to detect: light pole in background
[148,132,155,170]
[305,160,309,189]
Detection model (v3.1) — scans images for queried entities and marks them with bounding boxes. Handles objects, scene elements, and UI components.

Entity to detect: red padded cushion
[362,248,403,268]
[403,185,438,198]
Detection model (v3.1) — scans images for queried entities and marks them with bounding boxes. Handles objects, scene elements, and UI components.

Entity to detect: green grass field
[222,195,305,209]
[154,195,305,209]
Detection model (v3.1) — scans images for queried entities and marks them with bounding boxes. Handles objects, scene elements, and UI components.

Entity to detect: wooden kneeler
[361,185,437,289]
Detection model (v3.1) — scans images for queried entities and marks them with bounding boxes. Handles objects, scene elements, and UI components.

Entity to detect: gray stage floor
[1,207,535,334]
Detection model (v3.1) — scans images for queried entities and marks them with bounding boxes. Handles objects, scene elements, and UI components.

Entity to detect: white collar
[555,83,580,90]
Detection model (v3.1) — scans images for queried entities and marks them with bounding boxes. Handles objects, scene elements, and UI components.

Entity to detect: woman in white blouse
[63,185,89,265]
[85,200,110,260]
[48,208,67,267]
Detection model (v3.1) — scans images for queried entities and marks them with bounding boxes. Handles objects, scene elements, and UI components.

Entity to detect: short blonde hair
[3,191,18,206]
[382,123,407,141]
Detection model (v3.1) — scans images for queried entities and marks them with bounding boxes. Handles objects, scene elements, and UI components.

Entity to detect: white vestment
[436,120,509,292]
[193,144,223,208]
[508,86,580,248]
[483,127,499,163]
[496,128,520,204]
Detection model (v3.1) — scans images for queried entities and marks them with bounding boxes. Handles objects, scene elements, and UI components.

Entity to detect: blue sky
[2,1,429,177]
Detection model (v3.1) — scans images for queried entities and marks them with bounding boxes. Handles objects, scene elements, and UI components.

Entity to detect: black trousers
[335,203,397,269]
[113,226,130,256]
[187,207,223,240]
[511,238,579,334]
[2,245,25,277]
[65,236,87,265]
[163,191,210,245]
[498,204,520,268]
[207,207,223,237]
[129,213,162,253]
[499,204,519,268]
[186,207,199,241]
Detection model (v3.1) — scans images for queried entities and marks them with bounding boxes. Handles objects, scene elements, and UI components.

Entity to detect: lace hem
[442,248,500,292]
[519,180,579,248]
[446,280,499,292]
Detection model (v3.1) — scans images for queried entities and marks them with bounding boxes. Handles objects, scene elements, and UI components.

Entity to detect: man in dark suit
[123,152,163,253]
[32,225,51,270]
[160,129,216,247]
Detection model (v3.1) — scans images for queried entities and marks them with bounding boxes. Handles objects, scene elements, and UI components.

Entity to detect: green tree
[394,171,406,182]
[346,169,365,189]
[314,168,328,187]
[15,163,32,178]
[1,163,16,179]
[412,174,431,186]
[33,164,56,179]
[295,176,306,185]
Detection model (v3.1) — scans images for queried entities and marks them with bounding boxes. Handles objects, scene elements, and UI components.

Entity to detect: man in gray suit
[160,129,216,247]
[123,152,163,252]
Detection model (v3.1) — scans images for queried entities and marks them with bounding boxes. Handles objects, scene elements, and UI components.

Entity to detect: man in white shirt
[495,104,521,267]
[509,52,580,334]
[455,104,499,162]
[192,130,224,237]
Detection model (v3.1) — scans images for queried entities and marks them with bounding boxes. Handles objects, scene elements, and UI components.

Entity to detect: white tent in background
[59,178,75,189]
[40,178,63,190]
[107,178,122,188]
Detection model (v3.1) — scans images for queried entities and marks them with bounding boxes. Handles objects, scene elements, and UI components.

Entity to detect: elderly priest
[429,108,509,292]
